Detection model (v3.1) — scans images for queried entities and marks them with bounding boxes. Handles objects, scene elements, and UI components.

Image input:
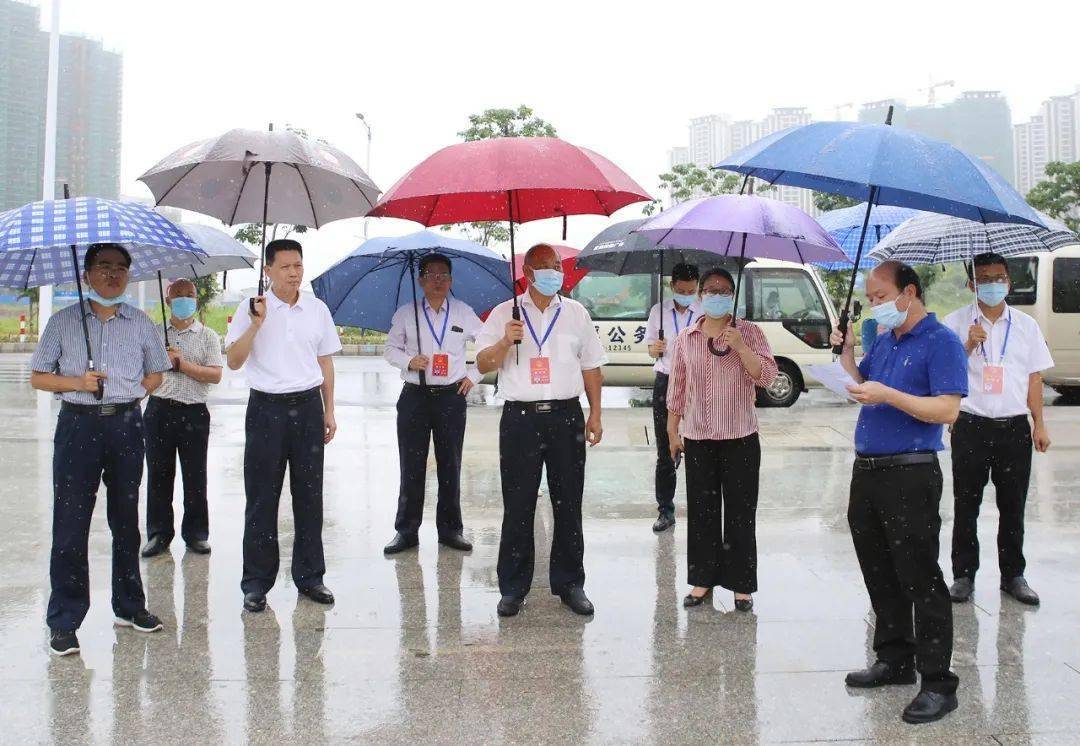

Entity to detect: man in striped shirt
[30,243,172,657]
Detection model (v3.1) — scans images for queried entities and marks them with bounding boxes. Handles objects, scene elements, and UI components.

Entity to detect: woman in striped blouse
[666,267,778,611]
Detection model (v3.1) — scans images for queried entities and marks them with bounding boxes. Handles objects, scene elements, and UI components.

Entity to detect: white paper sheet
[807,363,859,403]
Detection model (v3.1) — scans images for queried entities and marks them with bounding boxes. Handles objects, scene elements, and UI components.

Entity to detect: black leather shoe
[734,596,754,612]
[186,540,211,555]
[383,532,419,555]
[497,595,524,617]
[299,584,335,605]
[1002,576,1040,606]
[652,513,676,533]
[243,592,266,613]
[845,660,916,688]
[438,533,473,552]
[558,587,595,616]
[140,535,171,558]
[901,690,958,724]
[949,577,974,603]
[683,588,712,608]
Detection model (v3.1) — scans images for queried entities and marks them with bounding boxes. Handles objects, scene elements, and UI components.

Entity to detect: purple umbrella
[633,194,846,317]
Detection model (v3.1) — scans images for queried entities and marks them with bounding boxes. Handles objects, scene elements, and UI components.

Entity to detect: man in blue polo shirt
[831,260,968,725]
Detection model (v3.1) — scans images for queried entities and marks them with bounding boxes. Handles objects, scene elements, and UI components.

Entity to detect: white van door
[569,271,657,387]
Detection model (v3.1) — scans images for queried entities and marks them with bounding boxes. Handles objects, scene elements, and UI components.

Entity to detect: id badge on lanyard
[522,306,562,386]
[423,300,451,378]
[977,309,1011,396]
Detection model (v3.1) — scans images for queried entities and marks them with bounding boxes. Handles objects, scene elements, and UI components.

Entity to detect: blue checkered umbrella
[0,197,205,289]
[815,203,924,269]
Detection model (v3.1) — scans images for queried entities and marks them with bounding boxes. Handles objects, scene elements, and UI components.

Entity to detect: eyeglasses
[975,276,1009,284]
[422,272,451,281]
[89,263,129,277]
[700,288,734,297]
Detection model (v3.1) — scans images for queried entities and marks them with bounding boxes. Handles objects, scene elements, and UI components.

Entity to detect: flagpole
[38,0,61,333]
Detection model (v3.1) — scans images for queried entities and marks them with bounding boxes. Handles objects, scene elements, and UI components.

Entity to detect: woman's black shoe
[683,588,713,608]
[734,596,754,612]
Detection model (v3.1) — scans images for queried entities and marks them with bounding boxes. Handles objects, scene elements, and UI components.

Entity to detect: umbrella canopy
[512,244,587,295]
[311,230,512,332]
[138,128,380,228]
[576,217,748,275]
[135,223,257,282]
[367,137,651,226]
[634,195,846,264]
[815,203,924,269]
[715,121,1045,227]
[0,197,205,289]
[868,211,1078,265]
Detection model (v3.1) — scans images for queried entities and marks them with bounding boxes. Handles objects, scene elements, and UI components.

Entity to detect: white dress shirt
[644,299,701,375]
[383,297,483,385]
[942,303,1054,418]
[225,291,342,394]
[476,293,607,402]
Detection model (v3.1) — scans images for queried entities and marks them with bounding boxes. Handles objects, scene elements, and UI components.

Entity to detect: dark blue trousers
[144,398,211,544]
[47,405,146,632]
[241,389,326,595]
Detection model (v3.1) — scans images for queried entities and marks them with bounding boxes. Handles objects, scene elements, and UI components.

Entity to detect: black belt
[505,398,580,414]
[61,400,139,416]
[957,411,1027,428]
[853,452,938,471]
[149,397,207,409]
[250,387,321,404]
[403,382,460,394]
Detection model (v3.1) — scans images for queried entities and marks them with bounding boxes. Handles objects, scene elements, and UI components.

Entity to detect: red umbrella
[512,244,587,296]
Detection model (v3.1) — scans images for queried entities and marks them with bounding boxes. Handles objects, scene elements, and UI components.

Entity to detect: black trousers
[652,373,677,516]
[684,434,760,593]
[848,458,959,694]
[950,413,1033,582]
[144,397,210,544]
[47,405,146,632]
[497,401,586,598]
[394,383,466,536]
[242,389,326,595]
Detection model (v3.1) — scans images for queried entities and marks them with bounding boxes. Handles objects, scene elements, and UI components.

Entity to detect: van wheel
[756,360,802,408]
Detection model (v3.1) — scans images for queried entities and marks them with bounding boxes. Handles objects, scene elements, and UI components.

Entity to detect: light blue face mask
[530,269,564,297]
[701,293,734,318]
[170,296,198,320]
[976,282,1009,308]
[871,297,909,330]
[672,292,698,308]
[86,290,132,307]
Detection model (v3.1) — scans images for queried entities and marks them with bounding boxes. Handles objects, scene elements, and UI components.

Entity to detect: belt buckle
[99,404,117,416]
[535,402,552,413]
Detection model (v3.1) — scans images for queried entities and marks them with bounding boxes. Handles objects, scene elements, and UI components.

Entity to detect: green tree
[193,275,220,320]
[447,105,558,246]
[1027,160,1080,232]
[642,164,744,215]
[813,192,859,212]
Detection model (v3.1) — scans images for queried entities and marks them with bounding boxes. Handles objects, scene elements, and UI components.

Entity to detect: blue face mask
[86,290,131,307]
[701,294,734,318]
[871,297,909,330]
[530,269,564,297]
[976,282,1009,308]
[672,292,698,308]
[170,296,198,320]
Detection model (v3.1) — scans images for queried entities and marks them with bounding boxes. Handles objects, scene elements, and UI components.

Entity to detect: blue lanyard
[671,306,694,335]
[422,299,450,350]
[976,308,1011,365]
[521,306,562,354]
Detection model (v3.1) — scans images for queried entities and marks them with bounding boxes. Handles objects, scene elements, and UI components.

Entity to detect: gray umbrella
[137,126,380,302]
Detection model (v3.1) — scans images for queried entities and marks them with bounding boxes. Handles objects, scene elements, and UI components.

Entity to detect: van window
[1052,258,1080,313]
[1006,257,1039,306]
[747,268,831,348]
[570,272,653,320]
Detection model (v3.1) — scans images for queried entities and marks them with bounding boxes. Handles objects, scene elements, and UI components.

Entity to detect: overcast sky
[41,0,1080,289]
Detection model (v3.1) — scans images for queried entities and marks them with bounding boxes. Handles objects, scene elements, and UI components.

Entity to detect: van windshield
[570,272,652,320]
[748,268,828,321]
[1007,257,1039,306]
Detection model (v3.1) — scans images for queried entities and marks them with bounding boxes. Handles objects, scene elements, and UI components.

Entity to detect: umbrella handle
[832,308,850,356]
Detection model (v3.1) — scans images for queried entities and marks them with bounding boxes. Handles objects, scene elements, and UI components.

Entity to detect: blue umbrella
[815,203,923,269]
[0,193,205,398]
[715,108,1048,350]
[311,230,511,386]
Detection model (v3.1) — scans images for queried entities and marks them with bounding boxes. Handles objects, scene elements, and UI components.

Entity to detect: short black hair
[670,262,699,283]
[266,238,303,265]
[973,252,1009,272]
[84,242,131,272]
[419,253,452,276]
[876,260,923,300]
[699,266,735,291]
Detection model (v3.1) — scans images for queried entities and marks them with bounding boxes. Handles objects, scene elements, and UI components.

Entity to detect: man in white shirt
[225,239,342,613]
[643,261,701,532]
[942,252,1054,607]
[476,243,607,618]
[382,253,482,555]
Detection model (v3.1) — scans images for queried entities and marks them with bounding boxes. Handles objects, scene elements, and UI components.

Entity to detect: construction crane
[920,79,955,107]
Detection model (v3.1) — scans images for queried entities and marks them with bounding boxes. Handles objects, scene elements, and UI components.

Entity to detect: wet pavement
[1,354,1079,744]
